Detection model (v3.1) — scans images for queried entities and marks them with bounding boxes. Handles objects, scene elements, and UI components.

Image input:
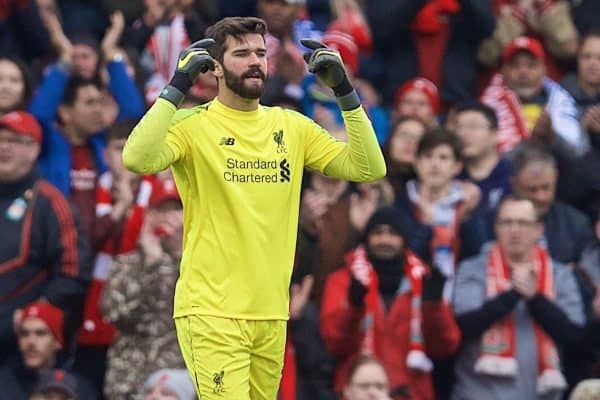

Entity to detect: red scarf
[349,246,433,371]
[77,173,153,346]
[481,73,530,153]
[475,244,567,395]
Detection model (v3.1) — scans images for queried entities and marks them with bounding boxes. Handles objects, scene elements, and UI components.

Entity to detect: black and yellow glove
[160,38,216,106]
[301,39,360,111]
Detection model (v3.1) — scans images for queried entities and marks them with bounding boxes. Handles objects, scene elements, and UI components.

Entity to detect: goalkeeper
[122,16,386,399]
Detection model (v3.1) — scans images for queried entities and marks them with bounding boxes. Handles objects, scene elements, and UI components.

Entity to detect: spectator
[0,56,33,116]
[366,0,495,106]
[481,36,587,156]
[140,369,196,400]
[394,129,484,294]
[511,143,594,264]
[478,0,579,80]
[30,369,78,400]
[282,271,336,400]
[562,31,600,116]
[124,0,207,103]
[321,206,460,399]
[393,78,439,128]
[0,302,96,399]
[580,212,600,288]
[0,111,92,369]
[383,116,426,197]
[297,168,381,304]
[74,119,151,395]
[452,195,584,400]
[453,102,512,213]
[101,177,185,399]
[343,356,392,400]
[29,8,144,239]
[557,32,600,220]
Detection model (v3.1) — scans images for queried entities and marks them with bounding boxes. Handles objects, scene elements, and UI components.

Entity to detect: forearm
[122,98,178,175]
[456,289,521,341]
[527,294,585,348]
[323,106,386,181]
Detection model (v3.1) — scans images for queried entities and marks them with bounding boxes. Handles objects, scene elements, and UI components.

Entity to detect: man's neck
[61,125,86,146]
[506,249,535,266]
[578,77,600,98]
[217,91,259,112]
[466,151,499,181]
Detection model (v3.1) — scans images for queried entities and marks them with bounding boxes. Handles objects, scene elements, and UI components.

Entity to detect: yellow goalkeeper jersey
[123,97,385,320]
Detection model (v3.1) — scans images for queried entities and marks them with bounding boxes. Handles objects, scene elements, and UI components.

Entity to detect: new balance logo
[219,137,235,146]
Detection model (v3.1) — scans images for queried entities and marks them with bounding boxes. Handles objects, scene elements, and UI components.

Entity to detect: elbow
[122,149,147,175]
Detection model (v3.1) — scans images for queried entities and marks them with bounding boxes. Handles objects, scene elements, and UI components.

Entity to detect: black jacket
[0,171,92,362]
[366,0,495,105]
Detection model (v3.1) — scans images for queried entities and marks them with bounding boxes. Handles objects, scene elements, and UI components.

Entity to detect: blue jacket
[29,61,144,195]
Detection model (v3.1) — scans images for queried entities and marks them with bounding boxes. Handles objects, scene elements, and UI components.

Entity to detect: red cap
[0,111,42,144]
[322,30,359,75]
[502,36,545,63]
[19,302,65,348]
[394,77,440,112]
[150,177,180,207]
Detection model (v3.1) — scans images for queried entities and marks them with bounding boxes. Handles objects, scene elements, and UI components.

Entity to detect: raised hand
[160,38,217,105]
[301,39,347,90]
[102,11,126,61]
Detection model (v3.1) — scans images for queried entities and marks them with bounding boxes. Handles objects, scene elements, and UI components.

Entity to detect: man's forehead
[225,34,266,50]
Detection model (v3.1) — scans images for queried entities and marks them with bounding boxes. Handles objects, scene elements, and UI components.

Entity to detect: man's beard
[223,65,266,99]
[367,244,403,262]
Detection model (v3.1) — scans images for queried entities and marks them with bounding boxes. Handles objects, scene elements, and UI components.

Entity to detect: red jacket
[320,266,460,400]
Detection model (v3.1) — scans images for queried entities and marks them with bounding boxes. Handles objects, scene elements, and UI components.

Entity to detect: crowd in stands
[1,0,600,399]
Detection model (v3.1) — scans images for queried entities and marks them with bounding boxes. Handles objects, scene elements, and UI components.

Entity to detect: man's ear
[213,60,223,78]
[57,105,70,126]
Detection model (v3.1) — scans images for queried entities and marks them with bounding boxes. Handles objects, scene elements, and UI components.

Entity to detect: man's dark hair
[580,29,600,50]
[106,119,138,142]
[510,142,557,177]
[61,76,102,107]
[416,128,463,161]
[453,101,499,130]
[204,17,267,63]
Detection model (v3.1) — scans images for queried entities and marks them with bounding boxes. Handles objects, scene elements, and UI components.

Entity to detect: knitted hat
[364,206,407,239]
[502,36,545,64]
[394,78,440,113]
[142,369,195,400]
[19,302,65,348]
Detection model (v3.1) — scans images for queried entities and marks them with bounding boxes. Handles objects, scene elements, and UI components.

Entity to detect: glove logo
[273,129,287,153]
[279,159,291,182]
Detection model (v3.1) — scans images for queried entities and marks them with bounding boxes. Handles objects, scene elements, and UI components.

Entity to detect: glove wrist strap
[336,89,361,111]
[159,85,186,107]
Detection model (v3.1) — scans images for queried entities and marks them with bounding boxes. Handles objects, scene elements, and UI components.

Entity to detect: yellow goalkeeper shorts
[175,315,287,399]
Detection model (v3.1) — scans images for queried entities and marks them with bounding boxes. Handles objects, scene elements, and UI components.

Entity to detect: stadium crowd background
[0,0,600,399]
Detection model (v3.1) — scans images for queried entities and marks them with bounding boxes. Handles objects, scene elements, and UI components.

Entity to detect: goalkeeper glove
[301,39,360,111]
[160,38,216,106]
